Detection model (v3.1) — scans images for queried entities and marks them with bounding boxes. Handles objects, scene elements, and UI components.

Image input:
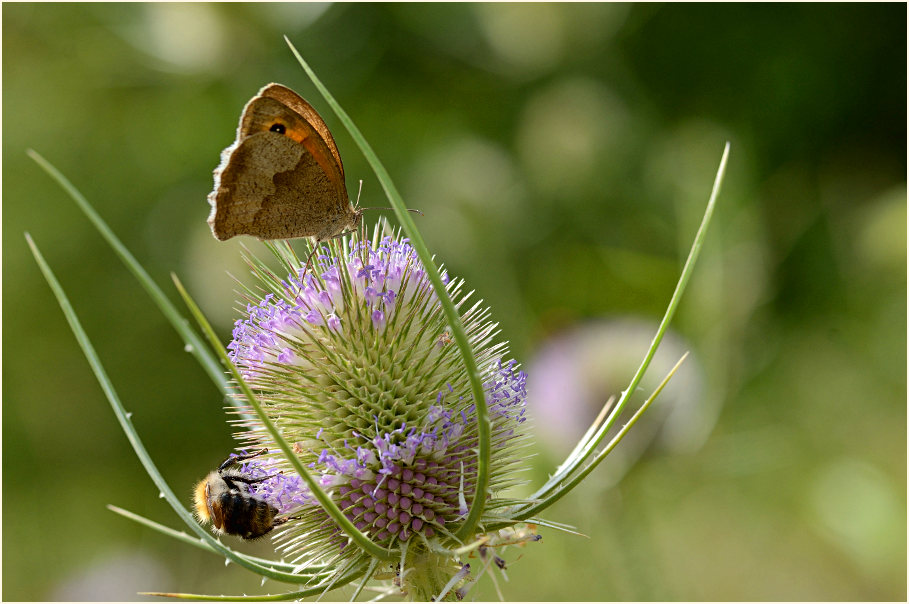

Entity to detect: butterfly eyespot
[269,123,286,134]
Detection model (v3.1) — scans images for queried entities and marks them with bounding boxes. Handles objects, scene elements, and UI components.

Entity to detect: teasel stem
[515,143,729,517]
[172,273,398,562]
[286,36,492,541]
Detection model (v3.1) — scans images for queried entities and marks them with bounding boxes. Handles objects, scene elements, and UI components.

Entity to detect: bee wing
[207,490,226,531]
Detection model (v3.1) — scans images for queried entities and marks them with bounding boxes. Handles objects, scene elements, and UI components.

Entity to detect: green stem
[285,38,491,542]
[105,505,329,575]
[518,353,688,518]
[26,149,231,401]
[172,274,397,562]
[523,142,729,512]
[26,233,318,584]
[403,550,462,601]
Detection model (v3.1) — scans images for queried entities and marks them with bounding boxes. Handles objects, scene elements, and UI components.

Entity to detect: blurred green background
[4,3,906,601]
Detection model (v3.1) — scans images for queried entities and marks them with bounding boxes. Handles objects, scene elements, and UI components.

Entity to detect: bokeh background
[4,3,906,601]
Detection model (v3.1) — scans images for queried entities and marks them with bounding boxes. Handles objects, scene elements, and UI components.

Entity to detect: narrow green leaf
[350,557,381,602]
[524,142,729,510]
[25,149,233,402]
[106,505,331,575]
[145,562,367,601]
[520,353,690,518]
[172,273,397,562]
[284,38,491,540]
[26,232,333,585]
[141,593,294,601]
[107,505,220,552]
[140,570,365,603]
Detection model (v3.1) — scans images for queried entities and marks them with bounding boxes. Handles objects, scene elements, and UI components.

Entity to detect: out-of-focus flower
[527,318,708,486]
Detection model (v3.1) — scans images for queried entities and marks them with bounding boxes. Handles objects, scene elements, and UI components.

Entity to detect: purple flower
[225,229,531,576]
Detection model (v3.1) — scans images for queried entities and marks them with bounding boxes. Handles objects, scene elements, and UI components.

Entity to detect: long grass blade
[106,505,331,575]
[283,38,491,542]
[523,143,729,509]
[26,232,330,584]
[172,274,397,562]
[26,149,233,402]
[141,561,368,601]
[519,353,689,518]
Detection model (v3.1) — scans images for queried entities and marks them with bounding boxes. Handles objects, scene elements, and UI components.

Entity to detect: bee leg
[273,514,303,527]
[218,448,269,472]
[230,472,281,485]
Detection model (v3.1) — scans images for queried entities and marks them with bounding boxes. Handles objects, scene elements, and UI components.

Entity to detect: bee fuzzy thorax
[193,471,218,523]
[193,450,291,540]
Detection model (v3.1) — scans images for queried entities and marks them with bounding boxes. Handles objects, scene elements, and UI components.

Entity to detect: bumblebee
[193,448,292,540]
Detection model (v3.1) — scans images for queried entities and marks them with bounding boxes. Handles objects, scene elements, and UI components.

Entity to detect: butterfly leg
[301,240,322,279]
[302,227,363,278]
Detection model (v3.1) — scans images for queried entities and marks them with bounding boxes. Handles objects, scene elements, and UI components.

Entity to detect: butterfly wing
[208,86,350,241]
[255,83,344,180]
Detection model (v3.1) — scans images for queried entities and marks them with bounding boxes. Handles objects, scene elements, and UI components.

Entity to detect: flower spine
[225,226,532,598]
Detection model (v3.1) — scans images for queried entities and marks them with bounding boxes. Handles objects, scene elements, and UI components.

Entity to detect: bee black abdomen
[220,491,280,540]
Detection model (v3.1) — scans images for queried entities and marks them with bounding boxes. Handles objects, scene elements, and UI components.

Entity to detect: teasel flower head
[224,224,533,599]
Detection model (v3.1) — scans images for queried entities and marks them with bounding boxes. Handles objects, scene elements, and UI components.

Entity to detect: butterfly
[207,83,360,244]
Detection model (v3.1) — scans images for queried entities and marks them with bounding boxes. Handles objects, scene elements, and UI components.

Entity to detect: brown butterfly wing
[255,83,344,179]
[209,132,346,240]
[208,87,351,241]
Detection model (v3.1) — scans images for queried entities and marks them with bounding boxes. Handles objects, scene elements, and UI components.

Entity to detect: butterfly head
[351,206,364,231]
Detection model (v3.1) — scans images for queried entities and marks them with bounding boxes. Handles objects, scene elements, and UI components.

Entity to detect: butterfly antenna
[353,181,422,215]
[355,179,364,207]
[359,206,424,216]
